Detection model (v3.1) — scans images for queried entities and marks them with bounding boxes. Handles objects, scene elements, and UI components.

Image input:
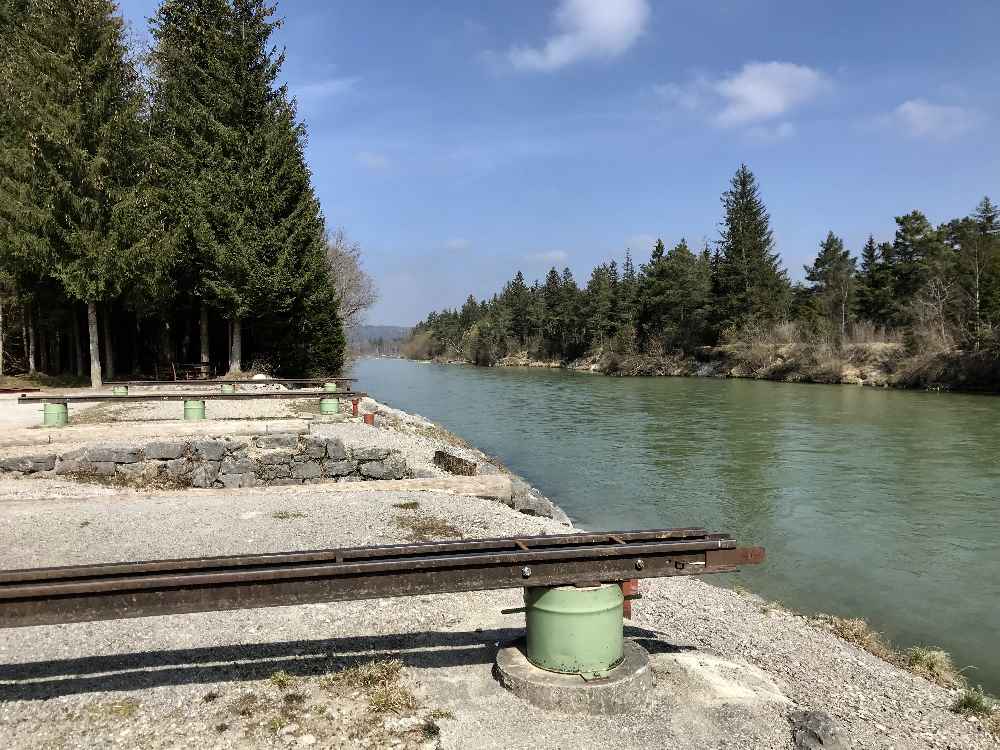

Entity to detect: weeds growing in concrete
[323,658,418,714]
[393,500,420,510]
[271,510,306,520]
[393,513,461,541]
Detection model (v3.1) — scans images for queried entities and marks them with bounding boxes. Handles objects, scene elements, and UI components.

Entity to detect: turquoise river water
[352,357,1000,692]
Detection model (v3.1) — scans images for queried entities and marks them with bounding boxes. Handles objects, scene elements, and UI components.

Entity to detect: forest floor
[0,395,997,749]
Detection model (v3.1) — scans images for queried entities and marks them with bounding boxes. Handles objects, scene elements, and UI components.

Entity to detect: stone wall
[0,433,409,489]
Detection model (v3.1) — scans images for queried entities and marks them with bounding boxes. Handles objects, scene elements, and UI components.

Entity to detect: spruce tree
[1,0,144,387]
[712,164,790,333]
[804,232,856,337]
[637,239,711,351]
[855,236,894,326]
[890,210,950,325]
[147,0,344,374]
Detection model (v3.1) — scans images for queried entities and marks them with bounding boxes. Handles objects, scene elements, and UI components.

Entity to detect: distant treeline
[407,164,1000,367]
[0,0,349,385]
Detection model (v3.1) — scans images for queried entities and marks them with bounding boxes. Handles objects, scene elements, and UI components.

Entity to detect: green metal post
[112,385,128,396]
[221,383,236,394]
[323,382,338,393]
[523,584,624,676]
[319,397,339,415]
[183,399,206,421]
[42,402,69,428]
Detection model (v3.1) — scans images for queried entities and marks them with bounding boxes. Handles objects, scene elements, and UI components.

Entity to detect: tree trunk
[102,304,115,379]
[27,307,36,373]
[73,308,83,376]
[200,304,210,365]
[38,326,47,373]
[87,302,102,388]
[228,318,242,374]
[160,321,173,373]
[0,294,5,377]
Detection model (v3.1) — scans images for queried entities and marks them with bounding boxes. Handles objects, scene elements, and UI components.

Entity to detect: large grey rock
[54,458,94,476]
[91,462,117,476]
[0,454,56,473]
[143,441,187,460]
[325,438,347,460]
[433,450,477,476]
[259,464,291,480]
[163,458,191,480]
[191,440,227,461]
[82,447,136,464]
[300,437,327,459]
[218,473,256,488]
[190,461,221,488]
[353,446,390,462]
[221,458,255,475]
[254,433,299,449]
[789,710,850,750]
[359,454,406,480]
[292,461,322,479]
[322,459,356,477]
[116,463,161,483]
[258,449,295,466]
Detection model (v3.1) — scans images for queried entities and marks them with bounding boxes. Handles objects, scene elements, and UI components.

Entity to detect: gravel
[0,397,995,749]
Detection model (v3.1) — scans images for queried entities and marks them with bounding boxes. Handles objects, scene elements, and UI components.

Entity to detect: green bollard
[523,584,624,676]
[323,382,338,393]
[112,385,128,396]
[221,383,236,394]
[319,397,339,414]
[183,399,206,420]
[42,402,69,427]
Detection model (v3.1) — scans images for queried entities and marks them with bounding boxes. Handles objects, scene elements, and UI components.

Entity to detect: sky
[118,0,1000,326]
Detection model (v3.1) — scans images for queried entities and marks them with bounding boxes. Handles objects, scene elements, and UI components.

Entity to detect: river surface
[352,358,1000,691]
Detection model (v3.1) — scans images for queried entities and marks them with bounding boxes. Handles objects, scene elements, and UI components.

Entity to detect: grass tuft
[323,658,418,714]
[230,692,260,717]
[906,646,965,688]
[393,501,420,510]
[269,670,297,690]
[952,686,995,717]
[272,510,306,521]
[814,615,893,660]
[393,514,462,542]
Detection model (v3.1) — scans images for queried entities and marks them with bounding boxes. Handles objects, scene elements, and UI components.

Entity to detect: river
[352,357,1000,692]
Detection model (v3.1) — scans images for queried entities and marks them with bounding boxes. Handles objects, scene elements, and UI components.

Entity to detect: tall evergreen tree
[147,0,344,374]
[855,236,895,326]
[804,231,856,336]
[637,239,712,351]
[712,164,790,333]
[1,0,145,387]
[890,210,950,325]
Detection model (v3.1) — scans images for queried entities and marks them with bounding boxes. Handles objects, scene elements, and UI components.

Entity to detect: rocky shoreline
[423,343,1000,393]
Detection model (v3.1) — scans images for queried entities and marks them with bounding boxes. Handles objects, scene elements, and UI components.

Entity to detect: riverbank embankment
[441,342,1000,393]
[0,391,996,748]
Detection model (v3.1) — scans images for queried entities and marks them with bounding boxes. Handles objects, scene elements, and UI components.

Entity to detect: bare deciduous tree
[326,228,377,335]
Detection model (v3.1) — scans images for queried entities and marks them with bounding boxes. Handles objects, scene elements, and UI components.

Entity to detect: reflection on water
[354,358,1000,692]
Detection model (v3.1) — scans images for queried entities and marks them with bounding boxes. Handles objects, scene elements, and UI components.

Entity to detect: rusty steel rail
[16,390,367,404]
[0,529,764,628]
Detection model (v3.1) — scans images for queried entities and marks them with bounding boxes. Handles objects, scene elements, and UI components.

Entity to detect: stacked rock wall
[0,433,409,489]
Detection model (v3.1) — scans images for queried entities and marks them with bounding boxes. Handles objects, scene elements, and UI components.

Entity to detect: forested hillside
[406,165,1000,387]
[0,0,356,385]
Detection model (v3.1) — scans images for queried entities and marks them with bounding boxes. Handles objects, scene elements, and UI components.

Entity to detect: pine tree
[712,165,790,333]
[804,232,856,337]
[1,0,145,387]
[855,236,894,326]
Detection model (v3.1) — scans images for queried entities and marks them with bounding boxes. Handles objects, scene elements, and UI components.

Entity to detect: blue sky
[119,0,1000,325]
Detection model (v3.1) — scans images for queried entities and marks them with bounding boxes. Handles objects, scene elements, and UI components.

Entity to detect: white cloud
[356,150,390,170]
[889,99,981,140]
[445,238,471,251]
[294,76,358,101]
[526,250,569,264]
[657,62,829,130]
[746,121,796,141]
[507,0,649,73]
